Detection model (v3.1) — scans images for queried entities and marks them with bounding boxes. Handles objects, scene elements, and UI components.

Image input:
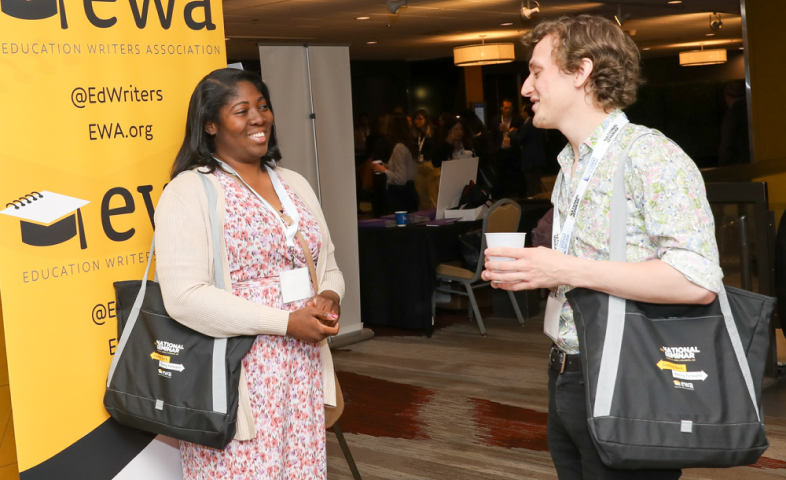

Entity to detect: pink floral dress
[180,168,326,480]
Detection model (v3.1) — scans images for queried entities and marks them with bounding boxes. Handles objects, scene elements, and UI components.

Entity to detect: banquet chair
[433,199,525,335]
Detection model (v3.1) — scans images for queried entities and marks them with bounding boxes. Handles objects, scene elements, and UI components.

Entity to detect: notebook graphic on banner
[1,191,90,249]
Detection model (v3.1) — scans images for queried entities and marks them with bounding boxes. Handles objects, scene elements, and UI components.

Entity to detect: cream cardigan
[154,166,345,441]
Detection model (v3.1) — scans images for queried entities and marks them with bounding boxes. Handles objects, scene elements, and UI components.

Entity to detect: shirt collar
[556,109,626,173]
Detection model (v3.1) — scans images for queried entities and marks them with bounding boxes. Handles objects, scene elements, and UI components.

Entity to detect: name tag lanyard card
[544,116,629,343]
[216,159,312,304]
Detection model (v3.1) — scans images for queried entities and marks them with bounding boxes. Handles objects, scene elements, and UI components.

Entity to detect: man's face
[521,34,579,130]
[501,101,513,117]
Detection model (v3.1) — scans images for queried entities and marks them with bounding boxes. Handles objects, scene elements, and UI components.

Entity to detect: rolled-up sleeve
[629,135,724,293]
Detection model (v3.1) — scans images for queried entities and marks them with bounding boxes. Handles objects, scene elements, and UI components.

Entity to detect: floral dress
[180,168,325,480]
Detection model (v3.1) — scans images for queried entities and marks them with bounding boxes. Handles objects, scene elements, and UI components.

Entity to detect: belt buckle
[551,346,566,374]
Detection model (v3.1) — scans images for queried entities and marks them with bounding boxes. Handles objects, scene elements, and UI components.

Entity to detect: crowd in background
[354,100,555,216]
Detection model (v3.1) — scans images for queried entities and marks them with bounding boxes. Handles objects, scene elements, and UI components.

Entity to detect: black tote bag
[567,140,775,470]
[104,172,255,449]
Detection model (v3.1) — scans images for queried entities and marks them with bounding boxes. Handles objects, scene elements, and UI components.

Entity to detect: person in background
[413,109,437,163]
[354,112,371,166]
[459,109,496,188]
[157,68,343,479]
[433,117,475,169]
[371,114,419,213]
[489,98,524,198]
[413,109,439,209]
[718,79,750,166]
[366,114,393,217]
[511,102,547,197]
[483,15,720,479]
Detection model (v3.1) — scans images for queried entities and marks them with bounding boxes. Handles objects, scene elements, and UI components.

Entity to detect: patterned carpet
[325,308,786,479]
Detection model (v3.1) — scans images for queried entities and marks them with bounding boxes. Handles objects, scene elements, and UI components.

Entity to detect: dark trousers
[547,367,682,480]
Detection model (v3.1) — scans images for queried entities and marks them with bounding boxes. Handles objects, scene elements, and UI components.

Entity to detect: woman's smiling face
[206,80,274,164]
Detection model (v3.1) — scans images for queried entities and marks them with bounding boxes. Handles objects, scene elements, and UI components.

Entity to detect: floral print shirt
[552,110,723,354]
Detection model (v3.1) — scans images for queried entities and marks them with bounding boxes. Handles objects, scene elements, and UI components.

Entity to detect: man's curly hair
[521,15,643,110]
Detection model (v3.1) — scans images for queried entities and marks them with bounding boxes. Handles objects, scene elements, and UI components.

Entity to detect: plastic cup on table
[395,211,408,227]
[484,233,526,279]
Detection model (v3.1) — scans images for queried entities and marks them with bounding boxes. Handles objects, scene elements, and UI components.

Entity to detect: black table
[357,220,481,335]
[357,201,552,335]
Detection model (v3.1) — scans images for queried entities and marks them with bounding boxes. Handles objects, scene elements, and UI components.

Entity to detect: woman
[433,117,476,169]
[413,109,436,163]
[371,113,419,213]
[155,68,343,479]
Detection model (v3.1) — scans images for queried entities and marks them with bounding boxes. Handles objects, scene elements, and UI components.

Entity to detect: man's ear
[574,58,594,89]
[205,121,217,135]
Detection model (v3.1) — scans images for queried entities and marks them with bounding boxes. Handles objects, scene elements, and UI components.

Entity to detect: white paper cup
[485,232,526,262]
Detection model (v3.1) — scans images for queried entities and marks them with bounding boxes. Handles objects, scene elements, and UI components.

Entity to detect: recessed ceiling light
[642,47,651,50]
[501,22,513,26]
[225,37,230,41]
[706,33,715,36]
[356,16,371,20]
[367,41,377,44]
[739,47,744,50]
[668,1,682,3]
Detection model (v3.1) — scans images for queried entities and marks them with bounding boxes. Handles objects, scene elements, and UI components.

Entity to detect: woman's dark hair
[171,68,281,179]
[387,113,418,158]
[438,117,460,143]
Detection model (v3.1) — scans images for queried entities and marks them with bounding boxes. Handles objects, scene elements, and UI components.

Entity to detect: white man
[482,15,722,479]
[489,98,524,197]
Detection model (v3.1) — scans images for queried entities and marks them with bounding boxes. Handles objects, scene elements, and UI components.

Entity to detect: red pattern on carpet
[751,457,786,469]
[470,397,549,451]
[336,371,436,440]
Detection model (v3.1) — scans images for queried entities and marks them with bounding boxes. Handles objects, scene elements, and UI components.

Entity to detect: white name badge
[280,267,312,304]
[544,292,564,343]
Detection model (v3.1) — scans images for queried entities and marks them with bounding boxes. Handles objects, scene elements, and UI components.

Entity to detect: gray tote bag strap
[107,171,229,415]
[592,138,635,418]
[196,172,229,415]
[593,136,760,422]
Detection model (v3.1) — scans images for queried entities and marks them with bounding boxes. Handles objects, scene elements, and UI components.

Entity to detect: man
[511,102,547,197]
[489,98,524,197]
[482,15,722,479]
[718,79,750,166]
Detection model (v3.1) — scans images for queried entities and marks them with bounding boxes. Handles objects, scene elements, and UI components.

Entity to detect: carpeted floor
[325,308,786,479]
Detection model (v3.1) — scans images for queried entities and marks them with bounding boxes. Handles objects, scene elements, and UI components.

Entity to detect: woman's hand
[287,306,339,344]
[371,162,388,173]
[307,291,341,324]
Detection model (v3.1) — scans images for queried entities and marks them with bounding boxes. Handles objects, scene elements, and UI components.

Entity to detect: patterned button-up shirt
[552,110,723,354]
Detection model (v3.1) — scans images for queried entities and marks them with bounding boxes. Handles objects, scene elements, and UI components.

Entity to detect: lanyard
[552,114,629,255]
[215,159,300,248]
[418,133,426,153]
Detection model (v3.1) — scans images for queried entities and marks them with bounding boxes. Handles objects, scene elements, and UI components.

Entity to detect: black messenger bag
[567,141,775,470]
[104,172,255,449]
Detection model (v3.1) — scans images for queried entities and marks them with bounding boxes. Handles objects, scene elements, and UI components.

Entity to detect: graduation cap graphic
[1,191,89,249]
[1,0,68,28]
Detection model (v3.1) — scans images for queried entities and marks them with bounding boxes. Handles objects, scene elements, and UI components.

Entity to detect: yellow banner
[0,0,226,473]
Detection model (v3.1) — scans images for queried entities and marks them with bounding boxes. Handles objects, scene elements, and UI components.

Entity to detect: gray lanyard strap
[552,114,629,255]
[106,171,229,415]
[593,136,759,423]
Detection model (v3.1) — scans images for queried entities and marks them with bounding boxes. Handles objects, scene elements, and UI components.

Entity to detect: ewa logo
[155,340,184,355]
[661,346,700,361]
[673,380,694,391]
[158,369,171,378]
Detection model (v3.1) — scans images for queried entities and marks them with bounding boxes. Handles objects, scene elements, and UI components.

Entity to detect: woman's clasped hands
[286,290,341,344]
